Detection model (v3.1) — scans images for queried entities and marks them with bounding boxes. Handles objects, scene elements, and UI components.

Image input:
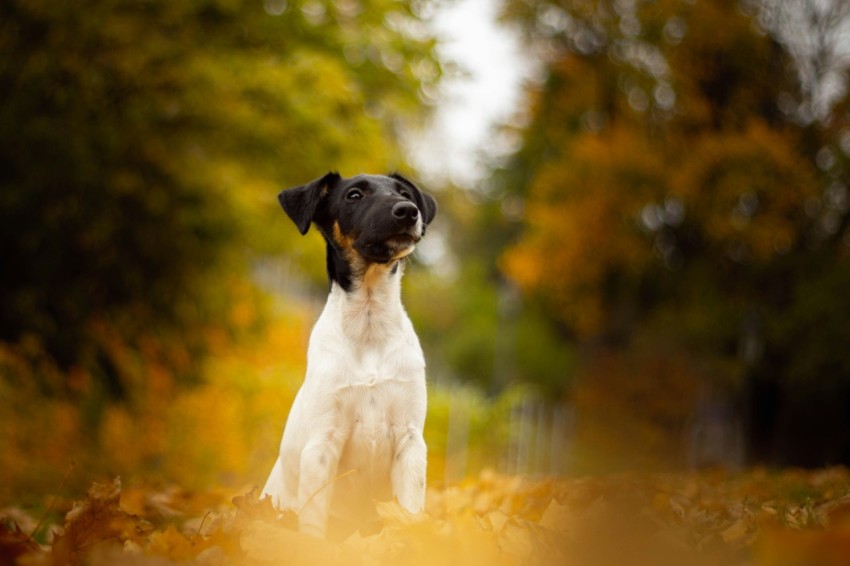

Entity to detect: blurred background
[2,0,850,507]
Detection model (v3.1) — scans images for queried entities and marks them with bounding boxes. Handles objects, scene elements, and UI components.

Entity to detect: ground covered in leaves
[3,468,850,565]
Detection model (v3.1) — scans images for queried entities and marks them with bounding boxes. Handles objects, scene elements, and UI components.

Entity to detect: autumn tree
[0,0,441,397]
[498,0,850,466]
[402,172,580,399]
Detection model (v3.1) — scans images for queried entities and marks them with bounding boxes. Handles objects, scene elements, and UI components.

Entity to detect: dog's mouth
[386,233,419,247]
[353,230,421,264]
[384,233,419,260]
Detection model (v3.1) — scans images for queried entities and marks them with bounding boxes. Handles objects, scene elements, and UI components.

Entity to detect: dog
[262,172,437,538]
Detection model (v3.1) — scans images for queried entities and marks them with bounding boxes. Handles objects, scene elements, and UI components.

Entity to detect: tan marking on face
[390,242,416,260]
[385,234,417,261]
[333,221,366,276]
[333,221,355,250]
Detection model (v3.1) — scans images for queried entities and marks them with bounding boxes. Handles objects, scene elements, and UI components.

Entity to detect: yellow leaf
[538,499,573,533]
[240,519,340,564]
[481,510,510,533]
[375,500,426,527]
[146,525,201,562]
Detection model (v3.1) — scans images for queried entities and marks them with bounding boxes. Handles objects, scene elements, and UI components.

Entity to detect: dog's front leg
[298,430,345,537]
[391,425,427,514]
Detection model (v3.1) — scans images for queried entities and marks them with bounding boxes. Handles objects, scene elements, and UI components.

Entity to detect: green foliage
[513,305,576,398]
[409,261,498,387]
[0,0,441,392]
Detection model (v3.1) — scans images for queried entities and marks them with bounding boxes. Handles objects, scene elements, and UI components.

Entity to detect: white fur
[262,260,427,537]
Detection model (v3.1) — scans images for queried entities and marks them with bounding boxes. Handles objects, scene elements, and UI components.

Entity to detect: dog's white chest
[354,348,382,385]
[337,378,397,477]
[333,342,423,464]
[263,266,428,536]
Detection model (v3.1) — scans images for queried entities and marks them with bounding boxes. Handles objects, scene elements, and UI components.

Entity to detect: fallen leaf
[481,510,510,533]
[51,478,152,565]
[145,524,207,562]
[375,501,426,527]
[240,519,340,564]
[231,486,297,529]
[0,518,42,565]
[538,499,573,533]
[720,518,749,544]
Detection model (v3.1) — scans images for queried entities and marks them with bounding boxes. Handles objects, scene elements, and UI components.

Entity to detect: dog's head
[279,172,437,267]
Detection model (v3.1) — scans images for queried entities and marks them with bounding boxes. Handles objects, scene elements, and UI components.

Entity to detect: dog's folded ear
[278,172,341,235]
[418,191,437,227]
[390,173,437,227]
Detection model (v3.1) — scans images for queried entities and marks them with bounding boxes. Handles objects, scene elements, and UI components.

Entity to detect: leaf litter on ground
[2,467,850,565]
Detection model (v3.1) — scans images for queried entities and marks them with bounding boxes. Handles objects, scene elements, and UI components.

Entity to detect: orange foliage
[503,129,664,335]
[0,300,312,501]
[570,346,703,470]
[673,121,818,260]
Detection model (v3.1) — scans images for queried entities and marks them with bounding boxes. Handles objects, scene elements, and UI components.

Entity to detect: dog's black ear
[419,191,437,226]
[278,172,341,235]
[390,173,437,226]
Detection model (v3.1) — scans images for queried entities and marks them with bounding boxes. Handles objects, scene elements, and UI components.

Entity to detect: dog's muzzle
[353,201,424,263]
[389,201,423,242]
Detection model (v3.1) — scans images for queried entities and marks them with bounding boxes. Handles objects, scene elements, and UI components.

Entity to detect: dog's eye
[346,189,364,201]
[399,191,412,200]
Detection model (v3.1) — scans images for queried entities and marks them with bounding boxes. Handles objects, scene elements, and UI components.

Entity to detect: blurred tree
[405,186,577,399]
[498,0,850,465]
[0,0,441,398]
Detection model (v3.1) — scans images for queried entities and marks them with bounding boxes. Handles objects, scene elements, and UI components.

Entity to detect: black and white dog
[262,172,437,538]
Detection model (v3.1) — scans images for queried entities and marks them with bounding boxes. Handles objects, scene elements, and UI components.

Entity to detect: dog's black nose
[392,202,419,222]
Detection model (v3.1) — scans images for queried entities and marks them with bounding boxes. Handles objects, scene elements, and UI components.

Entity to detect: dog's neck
[326,258,406,344]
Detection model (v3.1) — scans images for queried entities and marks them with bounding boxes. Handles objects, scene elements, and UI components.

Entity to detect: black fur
[390,173,437,228]
[325,241,355,292]
[278,172,341,235]
[279,172,437,291]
